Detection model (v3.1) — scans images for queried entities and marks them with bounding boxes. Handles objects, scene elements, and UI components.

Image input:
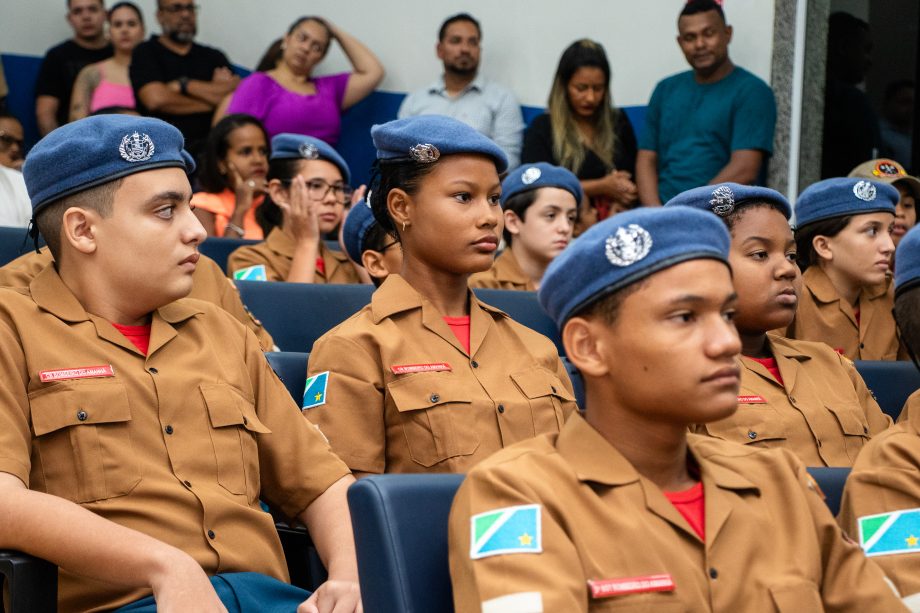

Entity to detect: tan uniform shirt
[227,227,361,284]
[838,389,920,601]
[305,274,577,474]
[694,334,891,467]
[468,249,535,291]
[0,249,275,350]
[0,266,350,612]
[786,266,900,360]
[449,413,906,612]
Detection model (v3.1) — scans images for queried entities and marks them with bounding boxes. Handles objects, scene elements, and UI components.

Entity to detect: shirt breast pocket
[510,367,575,433]
[825,402,870,462]
[30,381,140,503]
[701,406,788,447]
[202,383,271,498]
[387,372,477,468]
[769,580,824,612]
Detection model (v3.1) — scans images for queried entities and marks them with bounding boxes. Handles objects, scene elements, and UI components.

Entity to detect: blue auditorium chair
[199,237,260,274]
[473,288,563,355]
[0,226,39,266]
[805,466,851,516]
[855,360,920,421]
[348,474,464,613]
[265,351,309,405]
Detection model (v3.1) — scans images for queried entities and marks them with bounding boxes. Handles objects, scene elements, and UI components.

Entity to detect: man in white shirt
[0,166,31,228]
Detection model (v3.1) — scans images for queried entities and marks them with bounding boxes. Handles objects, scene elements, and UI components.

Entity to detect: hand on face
[282,175,320,244]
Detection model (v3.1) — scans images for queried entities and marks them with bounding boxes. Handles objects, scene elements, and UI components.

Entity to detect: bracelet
[224,222,245,237]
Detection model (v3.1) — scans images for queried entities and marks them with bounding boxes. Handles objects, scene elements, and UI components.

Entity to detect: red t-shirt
[853,307,861,327]
[663,481,705,540]
[112,322,152,355]
[748,356,784,385]
[316,256,326,276]
[443,316,471,354]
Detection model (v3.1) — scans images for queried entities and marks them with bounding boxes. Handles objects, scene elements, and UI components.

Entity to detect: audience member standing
[34,0,113,136]
[398,13,525,168]
[0,113,24,171]
[130,0,238,161]
[636,0,775,204]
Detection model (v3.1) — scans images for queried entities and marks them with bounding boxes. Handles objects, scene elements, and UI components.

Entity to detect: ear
[361,249,391,281]
[387,188,412,231]
[562,316,610,378]
[436,41,446,61]
[812,234,833,263]
[725,24,733,42]
[504,210,523,237]
[267,179,288,206]
[61,207,99,256]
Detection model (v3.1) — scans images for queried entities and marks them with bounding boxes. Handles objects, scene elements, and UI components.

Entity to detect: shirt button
[165,425,174,435]
[747,431,757,440]
[497,404,505,414]
[148,367,158,374]
[859,343,865,349]
[789,396,796,404]
[709,568,718,579]
[430,393,440,403]
[471,360,479,368]
[76,410,87,421]
[242,416,249,426]
[816,440,823,448]
[207,530,215,540]
[863,426,868,434]
[184,480,192,488]
[551,385,557,393]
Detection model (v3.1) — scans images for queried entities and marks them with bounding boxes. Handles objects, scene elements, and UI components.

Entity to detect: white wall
[2,0,775,107]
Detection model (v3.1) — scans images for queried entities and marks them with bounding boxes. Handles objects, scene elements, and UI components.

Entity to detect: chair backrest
[199,237,261,274]
[265,351,310,406]
[236,282,374,351]
[0,226,39,267]
[348,474,464,613]
[473,288,563,355]
[805,466,850,516]
[854,360,920,421]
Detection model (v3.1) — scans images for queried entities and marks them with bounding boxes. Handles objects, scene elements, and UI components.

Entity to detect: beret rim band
[895,278,920,298]
[793,205,896,231]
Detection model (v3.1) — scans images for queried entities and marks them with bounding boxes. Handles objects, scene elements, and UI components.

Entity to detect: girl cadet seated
[304,115,578,475]
[448,206,907,613]
[786,177,903,360]
[839,227,920,608]
[469,162,581,291]
[666,183,890,466]
[226,133,362,284]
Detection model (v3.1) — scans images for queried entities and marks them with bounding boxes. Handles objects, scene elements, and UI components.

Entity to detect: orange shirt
[191,189,265,239]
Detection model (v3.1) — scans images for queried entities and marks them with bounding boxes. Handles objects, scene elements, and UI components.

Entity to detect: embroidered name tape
[587,574,675,599]
[390,363,452,375]
[858,508,920,557]
[737,395,767,404]
[39,365,115,383]
[470,504,541,560]
[302,371,329,409]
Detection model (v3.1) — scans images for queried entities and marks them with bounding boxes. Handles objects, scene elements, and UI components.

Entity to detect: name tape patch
[737,395,767,404]
[588,574,675,599]
[390,362,452,375]
[39,365,115,383]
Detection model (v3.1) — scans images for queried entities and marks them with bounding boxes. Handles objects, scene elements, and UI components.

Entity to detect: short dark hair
[68,0,105,9]
[368,159,438,241]
[895,286,920,363]
[720,200,788,234]
[571,278,649,326]
[679,0,725,22]
[198,114,269,193]
[501,190,539,245]
[108,1,142,23]
[793,215,853,271]
[36,180,121,262]
[438,13,481,41]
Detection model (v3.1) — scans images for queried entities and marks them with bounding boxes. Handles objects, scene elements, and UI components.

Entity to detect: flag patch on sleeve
[470,504,542,559]
[302,371,329,409]
[233,265,268,281]
[858,508,920,557]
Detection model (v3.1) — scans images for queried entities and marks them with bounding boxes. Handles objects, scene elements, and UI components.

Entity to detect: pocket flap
[826,402,869,436]
[31,381,132,436]
[769,581,823,611]
[202,383,271,433]
[702,409,788,445]
[510,367,575,401]
[387,371,471,413]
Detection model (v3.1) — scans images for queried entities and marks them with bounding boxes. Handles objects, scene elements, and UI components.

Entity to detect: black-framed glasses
[379,239,400,252]
[161,3,199,14]
[0,133,23,149]
[282,178,353,203]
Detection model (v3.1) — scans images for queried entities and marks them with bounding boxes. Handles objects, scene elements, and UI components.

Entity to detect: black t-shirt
[35,40,113,126]
[130,36,231,153]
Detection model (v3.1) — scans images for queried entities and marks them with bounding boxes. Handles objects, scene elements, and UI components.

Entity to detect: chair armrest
[275,523,327,592]
[0,550,57,613]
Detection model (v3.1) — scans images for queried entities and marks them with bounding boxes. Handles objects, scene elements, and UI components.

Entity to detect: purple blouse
[226,71,351,145]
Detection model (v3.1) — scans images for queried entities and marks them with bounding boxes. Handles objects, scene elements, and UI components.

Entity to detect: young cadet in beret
[305,115,577,475]
[0,247,276,351]
[786,177,902,360]
[469,162,582,291]
[0,115,361,612]
[666,183,890,466]
[838,226,920,609]
[341,197,402,287]
[227,133,363,284]
[448,206,905,612]
[849,158,919,252]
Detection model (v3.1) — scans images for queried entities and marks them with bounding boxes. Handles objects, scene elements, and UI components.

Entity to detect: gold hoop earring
[402,221,407,232]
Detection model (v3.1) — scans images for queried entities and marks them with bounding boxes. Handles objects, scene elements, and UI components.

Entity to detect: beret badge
[605,224,653,267]
[853,180,877,202]
[873,160,904,178]
[709,185,735,216]
[298,142,319,159]
[119,132,155,163]
[521,167,542,185]
[409,143,440,163]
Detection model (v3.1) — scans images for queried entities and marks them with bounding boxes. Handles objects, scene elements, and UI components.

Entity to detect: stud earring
[402,221,407,232]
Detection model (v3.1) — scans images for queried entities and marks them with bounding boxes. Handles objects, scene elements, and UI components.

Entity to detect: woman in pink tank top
[70,2,144,120]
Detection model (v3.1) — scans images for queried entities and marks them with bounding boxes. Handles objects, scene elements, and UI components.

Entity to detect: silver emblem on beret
[709,185,735,216]
[118,132,155,163]
[605,224,653,267]
[521,167,542,185]
[299,143,319,159]
[364,191,372,207]
[409,143,440,163]
[853,180,877,202]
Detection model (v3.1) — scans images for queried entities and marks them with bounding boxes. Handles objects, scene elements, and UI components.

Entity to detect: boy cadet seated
[839,226,920,608]
[469,162,581,291]
[448,207,906,612]
[341,197,402,287]
[666,183,890,466]
[0,115,361,612]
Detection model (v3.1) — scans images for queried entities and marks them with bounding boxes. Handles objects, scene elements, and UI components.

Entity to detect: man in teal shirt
[636,0,776,205]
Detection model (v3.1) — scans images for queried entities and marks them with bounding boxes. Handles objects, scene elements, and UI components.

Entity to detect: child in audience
[192,113,270,238]
[787,177,902,360]
[341,198,401,287]
[305,115,578,475]
[448,206,906,612]
[667,183,890,466]
[469,162,581,291]
[226,133,361,284]
[838,226,920,607]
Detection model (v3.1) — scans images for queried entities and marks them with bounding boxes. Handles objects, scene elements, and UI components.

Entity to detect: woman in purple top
[218,16,384,145]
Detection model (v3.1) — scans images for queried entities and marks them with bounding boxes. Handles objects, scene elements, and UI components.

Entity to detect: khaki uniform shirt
[227,227,361,284]
[694,334,891,467]
[0,266,350,612]
[0,249,275,350]
[838,389,920,601]
[449,413,906,612]
[786,266,900,360]
[305,274,577,474]
[468,249,535,291]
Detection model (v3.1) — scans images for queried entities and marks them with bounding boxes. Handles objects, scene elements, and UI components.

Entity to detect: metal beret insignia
[409,143,440,163]
[605,224,653,267]
[709,185,735,216]
[521,167,542,185]
[853,180,877,202]
[119,132,155,162]
[299,143,319,159]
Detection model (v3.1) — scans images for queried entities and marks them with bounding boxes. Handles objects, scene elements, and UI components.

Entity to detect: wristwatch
[178,76,190,96]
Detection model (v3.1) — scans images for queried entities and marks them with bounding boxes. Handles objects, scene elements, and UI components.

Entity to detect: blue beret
[370,115,508,173]
[270,133,351,184]
[342,199,380,264]
[665,182,792,219]
[23,115,195,215]
[895,226,920,297]
[539,206,731,328]
[794,178,898,229]
[501,162,583,208]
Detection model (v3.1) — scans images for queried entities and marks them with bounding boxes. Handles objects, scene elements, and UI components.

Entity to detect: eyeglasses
[161,3,199,14]
[379,239,400,252]
[305,179,352,203]
[0,133,23,149]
